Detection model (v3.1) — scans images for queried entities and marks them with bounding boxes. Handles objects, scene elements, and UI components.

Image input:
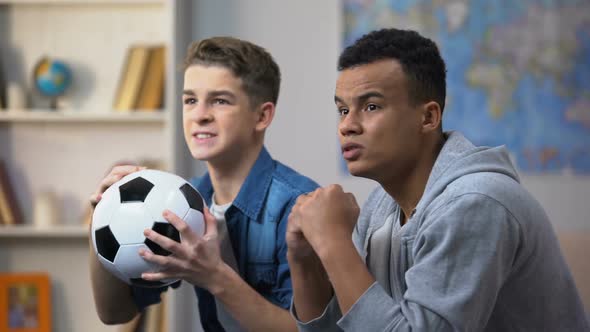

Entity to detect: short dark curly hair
[338,28,447,112]
[184,36,281,107]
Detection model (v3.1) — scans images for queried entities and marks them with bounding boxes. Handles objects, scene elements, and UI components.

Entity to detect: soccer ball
[91,169,205,288]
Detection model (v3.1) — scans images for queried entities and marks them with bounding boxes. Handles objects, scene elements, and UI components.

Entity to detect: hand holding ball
[91,169,205,288]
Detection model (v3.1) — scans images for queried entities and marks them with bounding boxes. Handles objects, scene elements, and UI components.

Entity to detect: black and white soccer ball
[91,169,205,288]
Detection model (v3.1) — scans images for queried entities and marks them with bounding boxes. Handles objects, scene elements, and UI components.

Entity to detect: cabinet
[0,0,196,331]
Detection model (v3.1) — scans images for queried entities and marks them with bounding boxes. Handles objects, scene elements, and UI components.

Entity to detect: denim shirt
[133,146,318,331]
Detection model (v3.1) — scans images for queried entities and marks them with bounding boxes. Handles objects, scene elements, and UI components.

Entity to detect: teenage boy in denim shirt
[89,37,318,331]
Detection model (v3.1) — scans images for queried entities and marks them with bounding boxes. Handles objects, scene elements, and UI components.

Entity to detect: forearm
[89,238,138,324]
[318,240,375,316]
[210,263,297,332]
[288,253,333,322]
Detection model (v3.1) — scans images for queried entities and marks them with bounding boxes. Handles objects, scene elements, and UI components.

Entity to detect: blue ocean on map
[343,0,590,174]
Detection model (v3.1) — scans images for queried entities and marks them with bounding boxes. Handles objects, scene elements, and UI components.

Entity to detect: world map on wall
[343,0,590,174]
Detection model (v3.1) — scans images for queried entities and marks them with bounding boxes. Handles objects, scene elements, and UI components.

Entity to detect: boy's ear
[255,102,275,131]
[421,101,442,133]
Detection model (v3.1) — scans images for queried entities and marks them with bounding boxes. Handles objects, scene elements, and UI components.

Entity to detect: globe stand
[49,97,58,110]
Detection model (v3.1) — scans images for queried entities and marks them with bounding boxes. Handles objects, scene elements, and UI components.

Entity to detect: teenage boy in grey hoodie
[286,28,589,331]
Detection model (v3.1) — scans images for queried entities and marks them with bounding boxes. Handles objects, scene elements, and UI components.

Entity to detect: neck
[382,135,445,224]
[207,142,263,205]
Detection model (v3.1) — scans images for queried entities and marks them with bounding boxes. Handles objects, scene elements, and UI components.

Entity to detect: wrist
[288,250,325,272]
[288,247,319,263]
[316,238,356,266]
[206,262,232,296]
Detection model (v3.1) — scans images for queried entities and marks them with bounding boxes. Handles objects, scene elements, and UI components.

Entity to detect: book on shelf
[136,45,166,111]
[143,299,165,332]
[0,161,24,225]
[114,45,166,112]
[114,45,151,112]
[159,297,168,332]
[117,298,165,332]
[0,56,6,109]
[117,312,142,332]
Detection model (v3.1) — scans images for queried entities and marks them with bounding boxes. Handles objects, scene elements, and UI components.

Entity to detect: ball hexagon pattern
[91,169,205,288]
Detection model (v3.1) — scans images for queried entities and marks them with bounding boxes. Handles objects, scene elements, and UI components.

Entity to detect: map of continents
[343,0,590,173]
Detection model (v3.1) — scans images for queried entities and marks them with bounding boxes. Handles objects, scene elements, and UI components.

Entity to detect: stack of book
[113,45,166,112]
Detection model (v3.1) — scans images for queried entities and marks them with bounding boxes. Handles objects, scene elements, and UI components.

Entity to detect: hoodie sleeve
[292,187,387,331]
[337,193,521,331]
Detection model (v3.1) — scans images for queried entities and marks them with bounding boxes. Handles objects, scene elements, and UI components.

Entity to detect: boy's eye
[183,98,196,105]
[366,104,379,112]
[213,98,229,105]
[338,108,349,116]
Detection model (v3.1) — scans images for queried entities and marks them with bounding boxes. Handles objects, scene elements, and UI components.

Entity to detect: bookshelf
[0,0,165,5]
[0,0,195,331]
[0,224,88,238]
[0,109,166,123]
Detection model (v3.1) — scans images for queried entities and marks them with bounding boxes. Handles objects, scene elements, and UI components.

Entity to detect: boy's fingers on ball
[99,166,145,195]
[91,170,205,288]
[112,165,142,175]
[89,193,101,207]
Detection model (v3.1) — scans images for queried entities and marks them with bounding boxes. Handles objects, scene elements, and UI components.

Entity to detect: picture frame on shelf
[0,273,51,332]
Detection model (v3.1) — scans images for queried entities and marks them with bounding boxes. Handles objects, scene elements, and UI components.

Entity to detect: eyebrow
[208,90,236,99]
[182,90,236,99]
[334,91,385,104]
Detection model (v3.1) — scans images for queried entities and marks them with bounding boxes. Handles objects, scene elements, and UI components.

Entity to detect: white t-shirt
[209,193,232,219]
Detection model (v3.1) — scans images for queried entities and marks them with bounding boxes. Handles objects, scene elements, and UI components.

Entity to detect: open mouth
[192,131,217,145]
[194,133,216,139]
[341,142,363,160]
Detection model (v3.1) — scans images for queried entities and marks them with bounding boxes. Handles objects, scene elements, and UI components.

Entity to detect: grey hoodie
[294,132,589,331]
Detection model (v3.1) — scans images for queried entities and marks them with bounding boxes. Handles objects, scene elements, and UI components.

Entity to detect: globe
[33,57,72,98]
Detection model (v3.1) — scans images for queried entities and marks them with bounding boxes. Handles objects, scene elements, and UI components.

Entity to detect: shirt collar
[193,146,275,221]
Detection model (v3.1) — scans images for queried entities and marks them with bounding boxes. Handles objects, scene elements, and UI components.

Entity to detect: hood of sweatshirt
[413,131,520,218]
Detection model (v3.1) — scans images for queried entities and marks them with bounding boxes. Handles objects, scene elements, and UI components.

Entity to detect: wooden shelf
[0,0,164,5]
[0,0,188,330]
[0,109,166,123]
[0,224,88,239]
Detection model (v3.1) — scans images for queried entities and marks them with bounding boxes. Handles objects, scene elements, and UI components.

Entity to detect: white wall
[189,0,377,200]
[185,0,589,317]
